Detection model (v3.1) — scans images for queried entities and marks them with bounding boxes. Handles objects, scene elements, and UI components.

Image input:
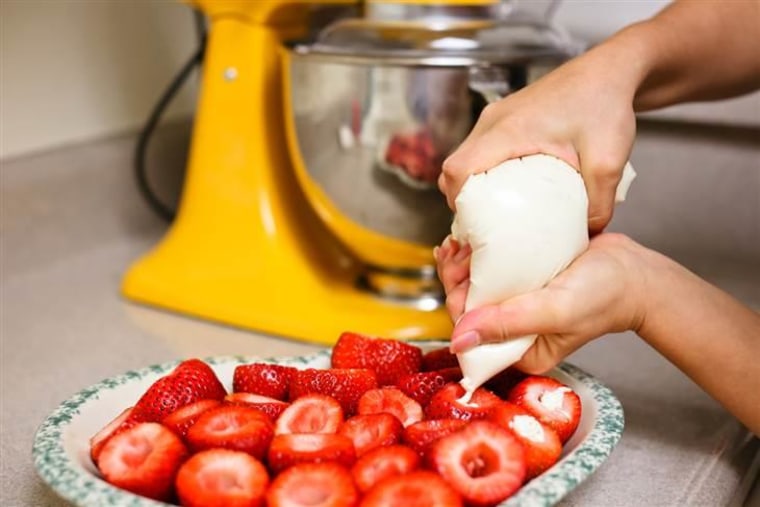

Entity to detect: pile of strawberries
[90,332,581,507]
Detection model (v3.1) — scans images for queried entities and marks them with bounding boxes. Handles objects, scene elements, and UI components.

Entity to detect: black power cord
[134,9,207,222]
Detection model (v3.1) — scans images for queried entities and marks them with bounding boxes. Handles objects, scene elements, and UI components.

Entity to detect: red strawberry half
[401,418,469,456]
[508,376,582,443]
[175,449,269,507]
[332,332,422,386]
[224,392,289,421]
[427,421,526,507]
[275,394,343,435]
[133,359,226,422]
[233,363,295,401]
[186,405,274,460]
[89,406,145,465]
[162,399,221,439]
[338,413,403,457]
[397,369,461,406]
[267,433,356,474]
[490,402,562,479]
[266,462,358,507]
[484,368,528,399]
[358,387,423,427]
[361,470,463,507]
[425,383,501,421]
[421,347,459,372]
[351,444,420,493]
[289,368,377,416]
[97,422,188,502]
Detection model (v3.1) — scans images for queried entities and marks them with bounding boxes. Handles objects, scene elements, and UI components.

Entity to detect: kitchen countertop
[2,130,758,506]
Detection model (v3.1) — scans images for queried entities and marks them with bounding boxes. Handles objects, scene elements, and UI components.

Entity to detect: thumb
[449,288,565,353]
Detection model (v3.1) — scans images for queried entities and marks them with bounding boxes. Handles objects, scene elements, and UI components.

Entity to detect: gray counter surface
[2,129,758,506]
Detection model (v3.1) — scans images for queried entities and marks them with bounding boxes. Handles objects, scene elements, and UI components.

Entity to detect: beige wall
[0,0,198,160]
[0,0,757,161]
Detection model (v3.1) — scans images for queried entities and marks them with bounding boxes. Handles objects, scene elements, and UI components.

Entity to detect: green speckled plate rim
[32,350,623,507]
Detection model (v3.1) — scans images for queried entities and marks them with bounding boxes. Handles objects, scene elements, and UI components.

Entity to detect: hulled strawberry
[421,347,459,372]
[224,392,289,421]
[397,369,461,406]
[508,376,581,443]
[401,419,468,456]
[267,433,356,474]
[266,462,358,507]
[97,422,188,502]
[89,406,145,465]
[484,368,528,399]
[175,449,269,507]
[338,413,403,457]
[427,421,526,507]
[186,405,274,460]
[162,399,221,439]
[360,470,463,507]
[275,394,343,435]
[289,368,377,415]
[351,444,420,493]
[332,332,422,386]
[358,388,423,427]
[233,363,296,401]
[424,383,501,421]
[133,359,227,422]
[490,402,562,479]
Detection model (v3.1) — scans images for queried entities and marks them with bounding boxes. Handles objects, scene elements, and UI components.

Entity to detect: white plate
[33,350,624,507]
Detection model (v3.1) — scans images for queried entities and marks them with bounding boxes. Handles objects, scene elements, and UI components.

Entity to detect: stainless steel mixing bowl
[283,5,579,300]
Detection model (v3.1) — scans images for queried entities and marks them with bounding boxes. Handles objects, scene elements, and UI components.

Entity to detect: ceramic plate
[33,350,624,507]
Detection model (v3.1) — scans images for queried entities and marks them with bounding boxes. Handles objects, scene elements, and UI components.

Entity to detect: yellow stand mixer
[122,0,574,345]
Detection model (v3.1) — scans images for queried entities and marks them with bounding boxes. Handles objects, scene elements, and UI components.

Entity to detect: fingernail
[432,246,440,261]
[450,330,480,353]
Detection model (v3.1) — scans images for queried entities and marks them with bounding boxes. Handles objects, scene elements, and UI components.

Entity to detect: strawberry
[425,383,501,421]
[427,421,526,507]
[508,376,582,443]
[233,363,295,401]
[175,449,269,507]
[360,470,463,507]
[351,444,420,493]
[266,462,358,507]
[332,332,422,386]
[186,405,274,460]
[489,402,562,479]
[289,368,377,416]
[224,392,289,421]
[133,359,226,422]
[162,399,220,439]
[358,388,423,427]
[89,406,145,465]
[484,368,528,399]
[421,347,459,372]
[397,369,460,406]
[97,422,188,502]
[267,433,356,474]
[401,419,468,456]
[338,413,403,457]
[275,394,343,435]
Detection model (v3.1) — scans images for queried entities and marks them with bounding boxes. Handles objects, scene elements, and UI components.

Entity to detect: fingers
[435,236,471,322]
[449,289,566,353]
[577,135,632,235]
[439,128,530,210]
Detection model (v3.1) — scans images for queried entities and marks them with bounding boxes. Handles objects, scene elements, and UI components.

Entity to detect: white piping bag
[452,154,635,402]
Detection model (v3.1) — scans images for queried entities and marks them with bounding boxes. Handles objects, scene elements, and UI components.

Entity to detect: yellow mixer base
[122,3,453,346]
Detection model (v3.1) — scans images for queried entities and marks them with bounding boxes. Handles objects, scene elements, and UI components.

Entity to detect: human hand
[438,50,640,233]
[435,233,650,374]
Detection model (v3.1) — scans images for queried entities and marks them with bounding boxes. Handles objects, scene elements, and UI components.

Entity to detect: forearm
[637,246,760,435]
[587,0,760,111]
